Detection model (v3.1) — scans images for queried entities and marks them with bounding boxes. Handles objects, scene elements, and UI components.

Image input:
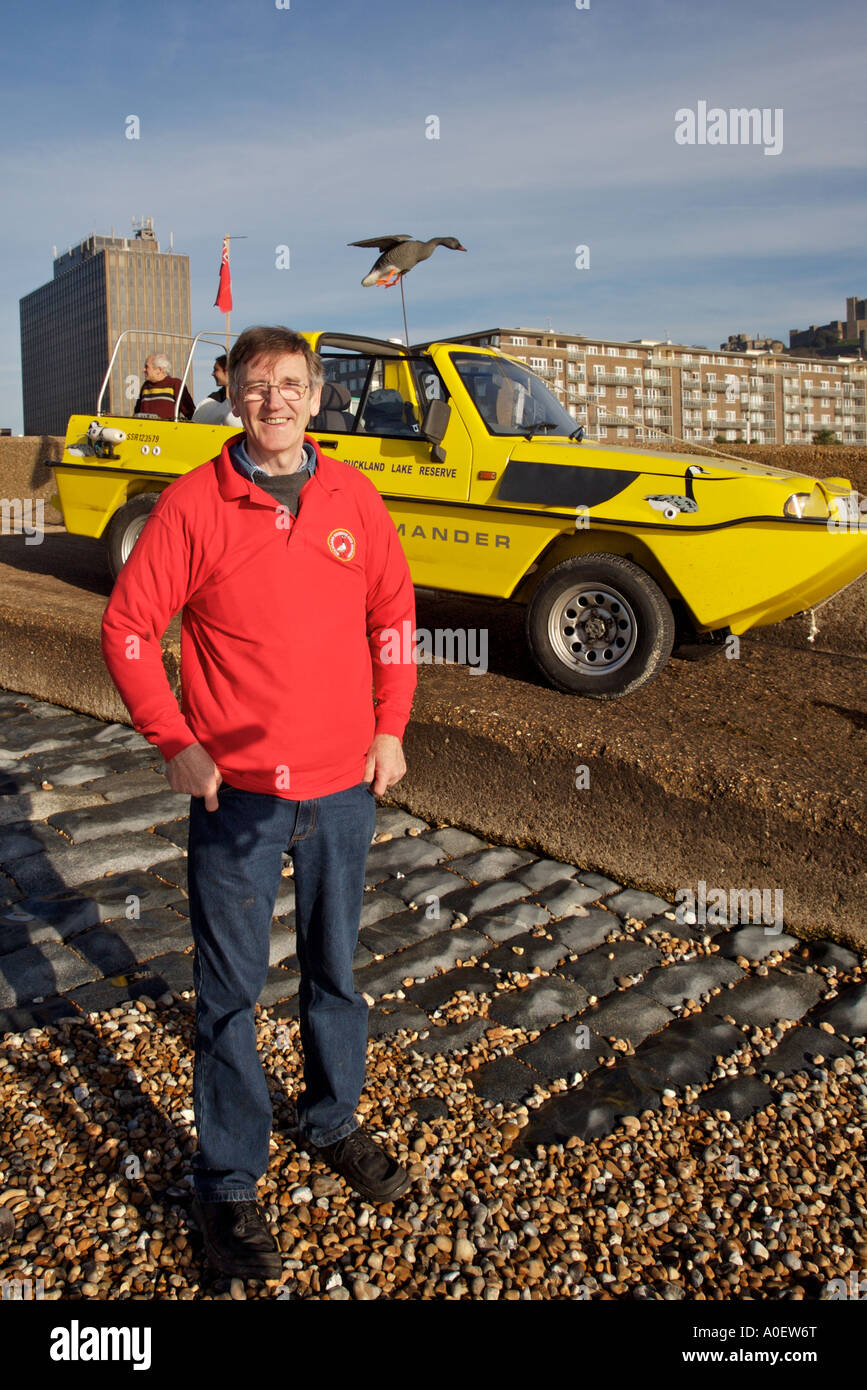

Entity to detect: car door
[308,351,471,504]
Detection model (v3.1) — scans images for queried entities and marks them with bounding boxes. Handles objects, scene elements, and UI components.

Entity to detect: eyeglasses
[240,381,310,403]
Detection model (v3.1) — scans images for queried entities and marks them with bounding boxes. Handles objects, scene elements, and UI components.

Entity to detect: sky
[1,0,865,431]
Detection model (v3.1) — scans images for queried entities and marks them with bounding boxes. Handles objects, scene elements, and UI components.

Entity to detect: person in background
[208,355,229,403]
[134,354,195,421]
[193,353,243,426]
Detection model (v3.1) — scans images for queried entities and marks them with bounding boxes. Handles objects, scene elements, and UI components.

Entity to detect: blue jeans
[186,778,377,1202]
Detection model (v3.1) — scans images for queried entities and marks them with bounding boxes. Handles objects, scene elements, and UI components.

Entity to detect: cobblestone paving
[1,688,865,1153]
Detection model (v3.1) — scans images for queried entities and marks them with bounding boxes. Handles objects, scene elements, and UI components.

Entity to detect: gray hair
[148,353,172,372]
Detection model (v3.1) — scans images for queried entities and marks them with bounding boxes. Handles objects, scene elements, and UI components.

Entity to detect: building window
[511,336,527,346]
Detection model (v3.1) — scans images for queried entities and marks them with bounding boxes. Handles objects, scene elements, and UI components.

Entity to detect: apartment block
[450,327,867,446]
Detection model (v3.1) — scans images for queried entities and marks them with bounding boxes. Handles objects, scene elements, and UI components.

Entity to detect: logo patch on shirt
[327,528,356,561]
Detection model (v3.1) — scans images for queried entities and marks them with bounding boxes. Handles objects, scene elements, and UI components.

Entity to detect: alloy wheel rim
[548,584,638,673]
[121,517,148,563]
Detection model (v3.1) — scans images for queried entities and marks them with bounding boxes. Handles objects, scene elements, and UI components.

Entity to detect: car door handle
[318,440,339,450]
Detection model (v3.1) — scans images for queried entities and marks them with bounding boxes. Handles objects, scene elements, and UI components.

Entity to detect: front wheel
[105,492,162,580]
[525,553,675,698]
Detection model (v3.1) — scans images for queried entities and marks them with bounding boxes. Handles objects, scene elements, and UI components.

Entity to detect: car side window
[311,353,442,438]
[356,358,422,438]
[309,354,369,433]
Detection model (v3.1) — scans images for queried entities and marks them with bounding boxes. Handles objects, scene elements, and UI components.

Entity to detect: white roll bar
[96,328,240,419]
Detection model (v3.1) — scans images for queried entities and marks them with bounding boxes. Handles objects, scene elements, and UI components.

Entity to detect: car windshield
[449,351,578,437]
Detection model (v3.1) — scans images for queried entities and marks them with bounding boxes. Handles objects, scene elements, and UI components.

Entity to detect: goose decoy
[645,463,708,520]
[350,234,467,287]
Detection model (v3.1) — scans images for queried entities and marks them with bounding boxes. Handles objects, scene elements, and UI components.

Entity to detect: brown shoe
[316,1126,411,1203]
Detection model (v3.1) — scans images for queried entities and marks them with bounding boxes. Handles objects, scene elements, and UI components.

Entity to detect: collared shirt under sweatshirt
[100,433,417,800]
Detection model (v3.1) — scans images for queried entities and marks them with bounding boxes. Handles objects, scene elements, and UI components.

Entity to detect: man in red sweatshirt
[101,325,418,1282]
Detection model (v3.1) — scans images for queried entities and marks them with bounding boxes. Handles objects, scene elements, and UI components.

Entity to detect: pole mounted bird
[349,234,467,345]
[349,234,467,287]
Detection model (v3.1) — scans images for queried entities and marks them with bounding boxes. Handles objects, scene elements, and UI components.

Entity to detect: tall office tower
[19,218,191,435]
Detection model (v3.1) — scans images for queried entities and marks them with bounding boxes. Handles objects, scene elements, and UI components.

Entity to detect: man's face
[145,356,167,382]
[213,362,228,387]
[231,351,322,468]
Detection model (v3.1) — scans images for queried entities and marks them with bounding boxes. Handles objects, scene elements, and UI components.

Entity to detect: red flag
[215,237,233,313]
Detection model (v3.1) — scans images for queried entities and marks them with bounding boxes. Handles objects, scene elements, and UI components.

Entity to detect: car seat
[309,381,355,432]
[362,388,418,435]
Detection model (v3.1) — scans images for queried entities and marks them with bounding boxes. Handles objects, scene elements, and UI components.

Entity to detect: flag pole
[216,235,247,362]
[225,236,230,358]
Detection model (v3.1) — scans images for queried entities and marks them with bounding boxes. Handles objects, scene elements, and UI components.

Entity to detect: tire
[105,492,162,579]
[525,552,675,698]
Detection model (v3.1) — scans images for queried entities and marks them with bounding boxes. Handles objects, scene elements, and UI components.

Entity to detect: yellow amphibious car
[51,329,867,698]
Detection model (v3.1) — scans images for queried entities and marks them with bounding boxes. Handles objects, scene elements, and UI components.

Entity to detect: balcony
[593,372,643,386]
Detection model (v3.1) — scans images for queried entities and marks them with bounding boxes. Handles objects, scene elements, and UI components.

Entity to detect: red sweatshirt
[101,435,417,799]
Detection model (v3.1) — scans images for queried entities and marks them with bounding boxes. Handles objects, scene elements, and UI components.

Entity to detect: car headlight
[783,492,811,518]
